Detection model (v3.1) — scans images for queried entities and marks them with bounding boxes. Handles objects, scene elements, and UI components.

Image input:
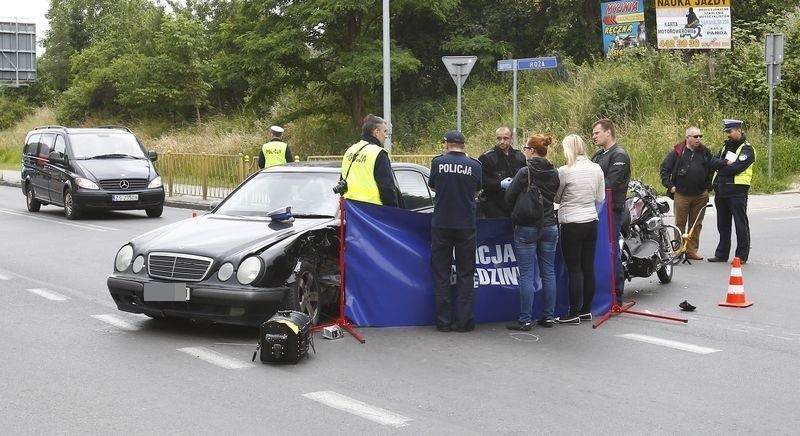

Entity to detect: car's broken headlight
[236,256,263,285]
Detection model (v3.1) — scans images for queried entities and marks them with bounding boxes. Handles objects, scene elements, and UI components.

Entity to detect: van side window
[53,135,67,156]
[24,134,41,156]
[38,134,55,159]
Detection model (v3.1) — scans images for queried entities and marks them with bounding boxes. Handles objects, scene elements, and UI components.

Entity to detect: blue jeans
[513,224,559,323]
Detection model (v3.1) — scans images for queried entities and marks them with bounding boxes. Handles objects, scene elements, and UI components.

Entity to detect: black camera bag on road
[253,310,314,364]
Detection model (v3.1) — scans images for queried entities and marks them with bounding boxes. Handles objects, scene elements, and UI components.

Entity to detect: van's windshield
[70,133,147,159]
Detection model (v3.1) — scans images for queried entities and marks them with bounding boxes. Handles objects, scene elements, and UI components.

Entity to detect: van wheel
[26,185,41,212]
[64,189,81,220]
[146,206,163,218]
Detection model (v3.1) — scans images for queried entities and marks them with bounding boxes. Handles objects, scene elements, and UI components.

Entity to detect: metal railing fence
[157,152,436,199]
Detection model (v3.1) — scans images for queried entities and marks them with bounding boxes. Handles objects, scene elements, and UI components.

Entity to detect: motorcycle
[620,179,683,284]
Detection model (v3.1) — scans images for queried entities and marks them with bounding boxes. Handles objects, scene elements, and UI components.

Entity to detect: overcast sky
[1,0,51,56]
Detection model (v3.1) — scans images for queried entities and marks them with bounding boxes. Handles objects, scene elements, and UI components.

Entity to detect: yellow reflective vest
[341,140,385,205]
[261,140,288,168]
[712,141,756,186]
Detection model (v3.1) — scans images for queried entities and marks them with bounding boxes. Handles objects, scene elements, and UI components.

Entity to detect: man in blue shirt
[429,130,483,332]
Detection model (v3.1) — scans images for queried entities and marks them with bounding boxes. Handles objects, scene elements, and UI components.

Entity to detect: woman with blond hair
[554,134,605,324]
[504,134,560,330]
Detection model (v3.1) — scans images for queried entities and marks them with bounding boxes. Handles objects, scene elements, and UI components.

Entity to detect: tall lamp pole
[382,0,392,153]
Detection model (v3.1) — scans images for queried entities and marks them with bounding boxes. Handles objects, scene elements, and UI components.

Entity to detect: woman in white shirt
[554,134,605,324]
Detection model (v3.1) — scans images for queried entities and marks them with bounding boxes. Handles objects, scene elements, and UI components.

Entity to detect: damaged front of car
[107,165,343,326]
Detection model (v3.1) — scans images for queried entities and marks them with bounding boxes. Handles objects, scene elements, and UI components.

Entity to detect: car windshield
[70,132,147,159]
[215,171,340,217]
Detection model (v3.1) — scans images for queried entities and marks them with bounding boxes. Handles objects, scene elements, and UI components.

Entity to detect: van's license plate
[112,194,139,201]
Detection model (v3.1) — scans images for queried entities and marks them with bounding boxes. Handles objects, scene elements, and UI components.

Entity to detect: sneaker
[436,324,451,332]
[579,312,593,321]
[537,318,554,328]
[555,315,580,325]
[506,321,532,331]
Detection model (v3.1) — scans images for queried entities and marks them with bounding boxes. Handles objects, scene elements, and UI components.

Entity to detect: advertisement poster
[601,1,646,58]
[656,0,732,49]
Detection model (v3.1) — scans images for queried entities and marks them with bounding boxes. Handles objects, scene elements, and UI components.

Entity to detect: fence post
[167,151,174,197]
[202,152,208,200]
[238,153,245,184]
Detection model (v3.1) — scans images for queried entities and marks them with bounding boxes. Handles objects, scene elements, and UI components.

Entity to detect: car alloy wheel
[64,189,80,220]
[287,260,322,325]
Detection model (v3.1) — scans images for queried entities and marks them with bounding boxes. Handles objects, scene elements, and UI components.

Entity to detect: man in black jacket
[591,119,631,305]
[477,126,526,218]
[660,126,713,261]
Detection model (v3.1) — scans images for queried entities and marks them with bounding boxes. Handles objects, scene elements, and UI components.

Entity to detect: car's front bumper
[107,275,287,326]
[75,188,165,210]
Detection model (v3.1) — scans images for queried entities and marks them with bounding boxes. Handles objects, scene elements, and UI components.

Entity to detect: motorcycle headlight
[148,176,163,188]
[218,262,234,282]
[75,177,99,189]
[645,217,662,231]
[236,256,263,285]
[114,244,134,272]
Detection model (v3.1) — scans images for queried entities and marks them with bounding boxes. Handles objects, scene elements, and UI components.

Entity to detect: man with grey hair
[339,114,398,207]
[660,126,713,260]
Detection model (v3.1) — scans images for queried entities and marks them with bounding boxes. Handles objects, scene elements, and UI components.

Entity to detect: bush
[0,96,33,130]
[587,70,651,127]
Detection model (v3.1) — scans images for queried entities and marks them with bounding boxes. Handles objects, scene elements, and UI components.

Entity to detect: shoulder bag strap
[343,143,371,180]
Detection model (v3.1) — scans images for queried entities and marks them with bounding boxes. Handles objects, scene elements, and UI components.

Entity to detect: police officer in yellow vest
[708,119,756,264]
[338,114,398,207]
[258,125,294,168]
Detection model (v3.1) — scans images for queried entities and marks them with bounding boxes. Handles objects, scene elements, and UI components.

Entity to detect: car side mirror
[48,151,65,165]
[148,150,158,162]
[208,201,220,211]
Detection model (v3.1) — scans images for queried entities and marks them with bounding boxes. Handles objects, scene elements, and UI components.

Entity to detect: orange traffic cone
[719,257,753,307]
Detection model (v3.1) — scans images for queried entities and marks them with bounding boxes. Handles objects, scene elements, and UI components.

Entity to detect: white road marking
[618,333,721,354]
[765,334,793,341]
[767,216,800,221]
[91,314,141,331]
[0,208,118,231]
[0,273,10,280]
[26,288,69,302]
[302,391,412,428]
[177,347,254,370]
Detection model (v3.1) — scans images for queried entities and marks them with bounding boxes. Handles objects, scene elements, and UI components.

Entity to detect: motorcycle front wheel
[657,263,673,283]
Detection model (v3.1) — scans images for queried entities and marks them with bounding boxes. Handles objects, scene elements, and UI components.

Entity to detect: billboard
[0,20,37,86]
[656,0,732,50]
[600,1,646,58]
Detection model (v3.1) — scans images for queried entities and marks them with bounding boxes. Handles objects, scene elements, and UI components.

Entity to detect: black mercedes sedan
[107,161,433,326]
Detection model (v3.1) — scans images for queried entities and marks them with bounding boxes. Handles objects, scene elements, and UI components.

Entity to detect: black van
[21,125,165,219]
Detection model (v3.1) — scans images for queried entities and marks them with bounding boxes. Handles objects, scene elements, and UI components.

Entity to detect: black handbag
[252,310,314,364]
[511,168,544,229]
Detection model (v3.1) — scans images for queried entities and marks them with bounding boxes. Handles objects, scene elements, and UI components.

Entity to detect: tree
[216,0,460,129]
